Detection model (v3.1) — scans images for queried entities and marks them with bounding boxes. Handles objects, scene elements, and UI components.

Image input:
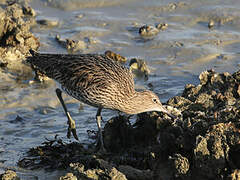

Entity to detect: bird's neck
[119,91,145,115]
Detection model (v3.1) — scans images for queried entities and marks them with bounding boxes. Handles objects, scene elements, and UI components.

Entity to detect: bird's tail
[29,49,38,56]
[26,49,38,64]
[26,49,58,79]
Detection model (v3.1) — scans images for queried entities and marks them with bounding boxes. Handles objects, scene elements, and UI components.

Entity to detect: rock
[169,153,189,177]
[0,2,39,77]
[75,13,84,19]
[155,23,168,30]
[194,93,214,110]
[66,39,86,52]
[193,123,230,179]
[208,19,215,29]
[69,160,127,180]
[118,165,153,180]
[232,70,240,83]
[22,5,36,16]
[59,173,77,180]
[228,169,240,180]
[182,83,200,101]
[37,19,59,27]
[55,35,86,53]
[104,50,127,63]
[167,96,192,111]
[129,58,150,80]
[109,168,127,180]
[139,25,159,36]
[103,116,133,152]
[199,70,212,85]
[0,170,20,180]
[55,34,67,47]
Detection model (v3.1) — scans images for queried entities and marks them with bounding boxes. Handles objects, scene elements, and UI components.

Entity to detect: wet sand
[0,0,240,179]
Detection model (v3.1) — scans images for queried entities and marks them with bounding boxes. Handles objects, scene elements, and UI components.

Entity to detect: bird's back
[27,51,135,109]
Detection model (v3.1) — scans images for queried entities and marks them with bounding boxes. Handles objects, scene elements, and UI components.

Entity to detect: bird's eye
[153,98,158,103]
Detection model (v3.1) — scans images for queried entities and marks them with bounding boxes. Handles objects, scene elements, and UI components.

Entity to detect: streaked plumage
[27,50,174,151]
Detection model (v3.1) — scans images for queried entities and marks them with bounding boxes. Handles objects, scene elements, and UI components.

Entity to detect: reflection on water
[1,0,240,178]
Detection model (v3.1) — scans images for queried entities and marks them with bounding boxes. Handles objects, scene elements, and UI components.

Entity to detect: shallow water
[1,0,240,179]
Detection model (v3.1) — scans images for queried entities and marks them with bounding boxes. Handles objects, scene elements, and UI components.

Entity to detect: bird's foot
[67,126,79,140]
[97,146,107,153]
[66,112,79,140]
[95,141,107,153]
[94,131,107,153]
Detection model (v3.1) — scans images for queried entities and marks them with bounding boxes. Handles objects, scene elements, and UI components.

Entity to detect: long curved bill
[159,106,176,119]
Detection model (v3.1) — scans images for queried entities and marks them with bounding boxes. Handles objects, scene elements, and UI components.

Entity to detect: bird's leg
[96,107,106,152]
[55,88,79,140]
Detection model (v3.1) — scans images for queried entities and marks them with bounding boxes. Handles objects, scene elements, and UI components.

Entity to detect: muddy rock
[139,25,159,36]
[228,169,240,180]
[193,123,231,179]
[103,114,162,153]
[167,96,192,111]
[68,160,127,180]
[169,153,190,178]
[55,34,86,53]
[0,170,20,180]
[104,50,127,63]
[66,39,86,52]
[165,69,240,179]
[129,58,150,80]
[118,165,153,180]
[22,4,36,16]
[194,93,214,110]
[103,115,133,152]
[155,23,168,30]
[0,2,39,76]
[59,173,77,180]
[181,84,200,101]
[138,23,168,37]
[182,70,239,105]
[37,19,59,27]
[187,71,239,177]
[208,19,215,29]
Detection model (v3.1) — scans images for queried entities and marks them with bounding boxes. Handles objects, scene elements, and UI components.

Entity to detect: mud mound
[0,1,39,77]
